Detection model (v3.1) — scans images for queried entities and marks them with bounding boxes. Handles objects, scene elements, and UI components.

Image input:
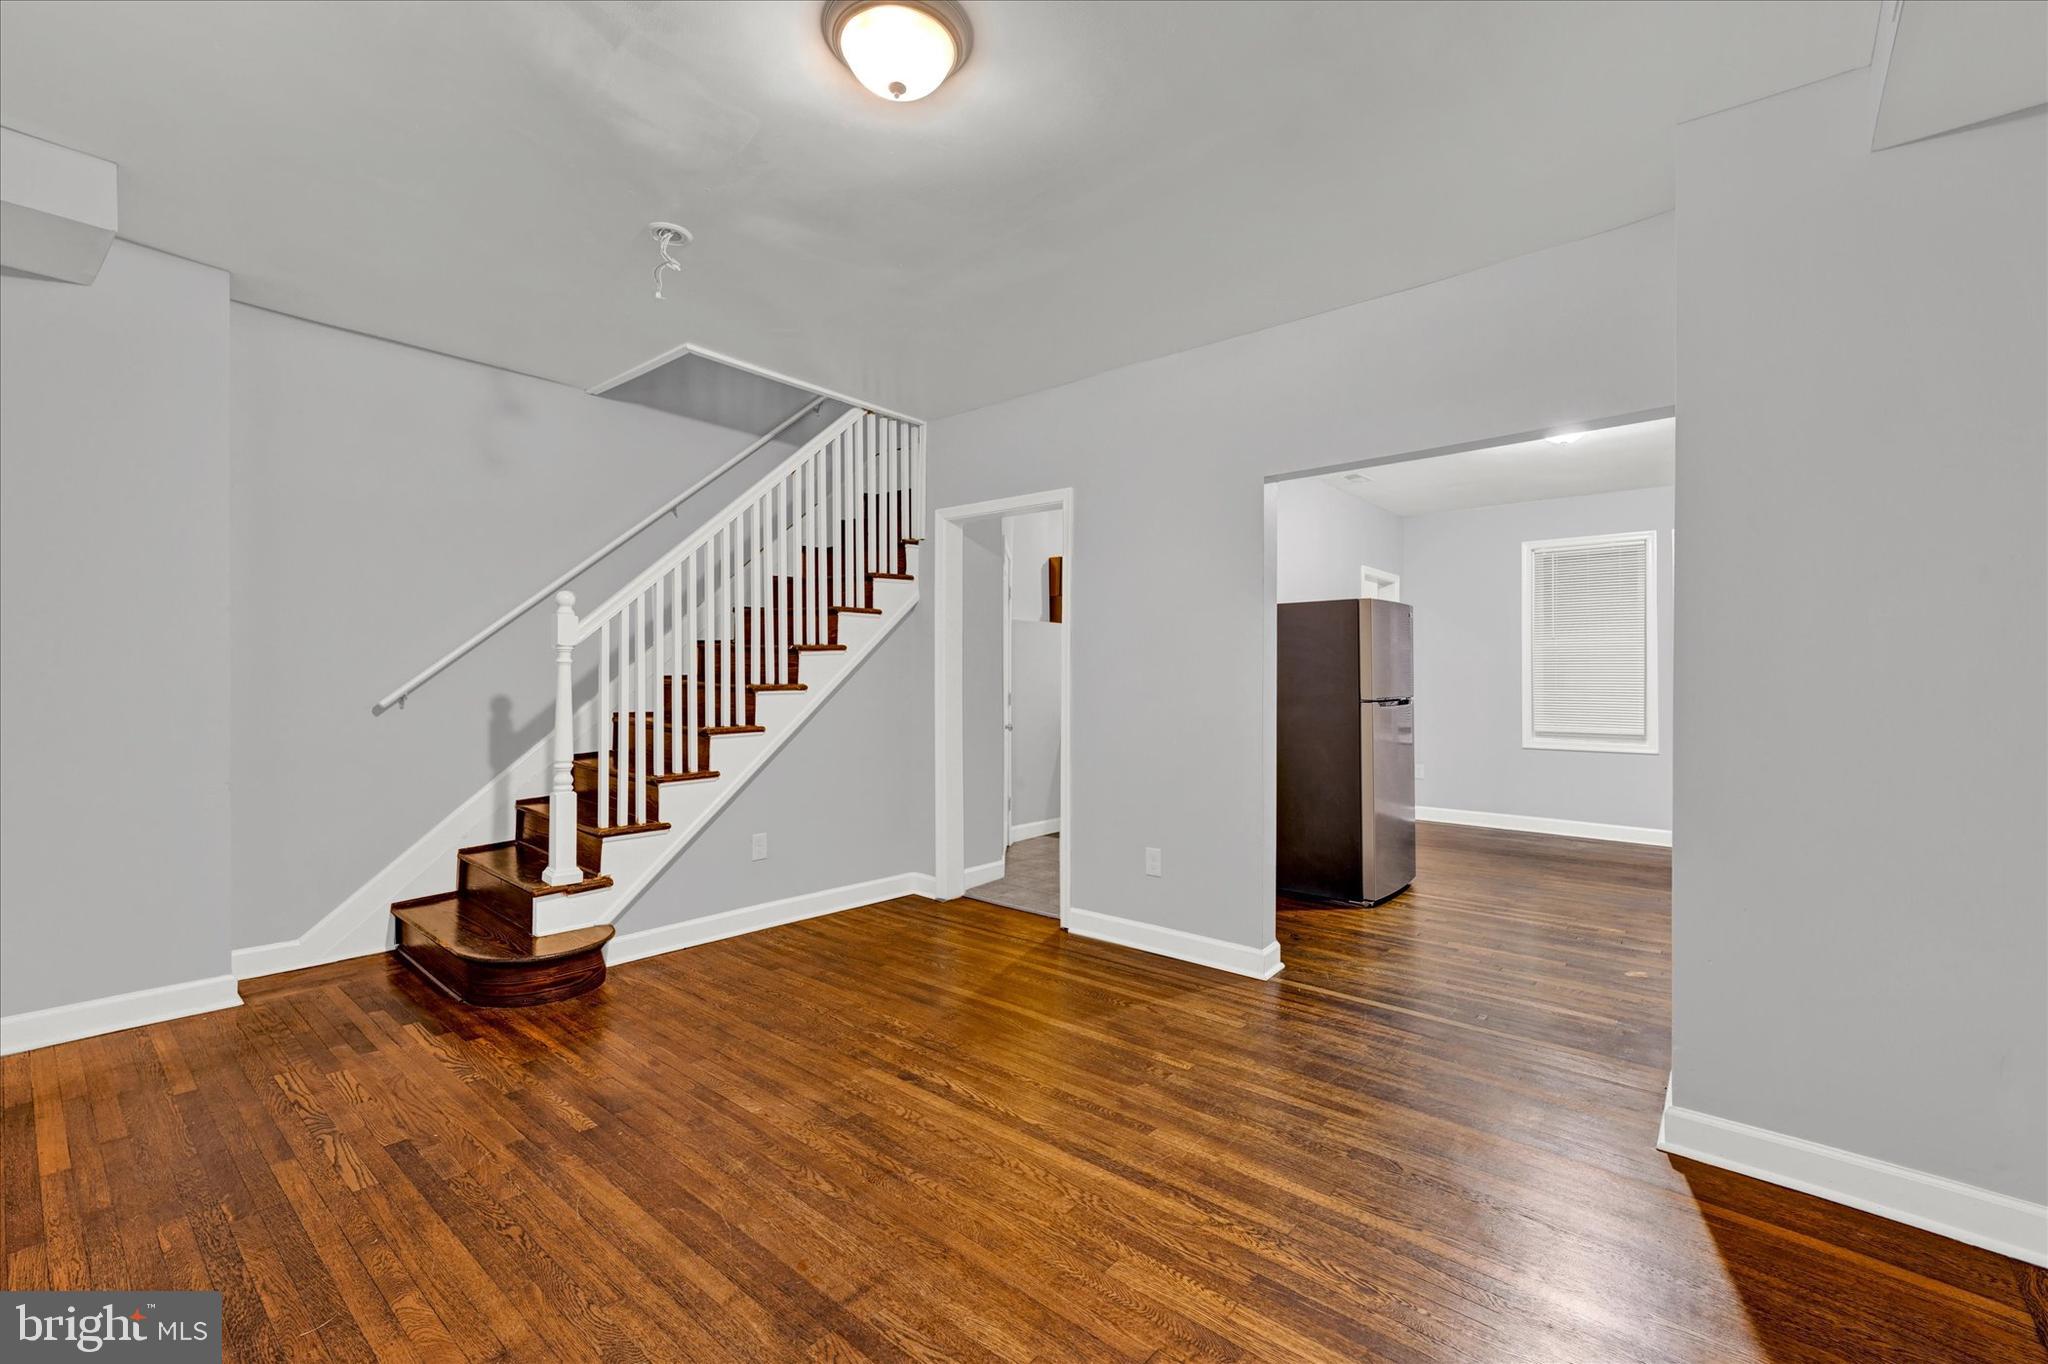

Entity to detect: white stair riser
[530,548,918,937]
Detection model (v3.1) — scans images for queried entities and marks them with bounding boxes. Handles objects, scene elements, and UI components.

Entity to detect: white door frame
[1001,521,1015,846]
[933,489,1074,924]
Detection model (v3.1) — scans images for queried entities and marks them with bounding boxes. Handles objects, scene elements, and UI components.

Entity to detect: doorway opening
[1268,410,1675,912]
[933,490,1073,922]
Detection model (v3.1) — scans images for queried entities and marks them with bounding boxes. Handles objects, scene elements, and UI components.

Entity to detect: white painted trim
[1521,528,1660,755]
[1001,520,1015,852]
[608,872,937,967]
[1008,817,1061,842]
[1066,907,1284,981]
[933,489,1073,929]
[586,341,924,425]
[1359,563,1401,602]
[1417,805,1672,847]
[1658,1094,2048,1268]
[1,976,241,1056]
[964,858,1007,889]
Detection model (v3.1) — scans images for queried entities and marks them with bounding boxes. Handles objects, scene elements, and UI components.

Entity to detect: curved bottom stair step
[394,895,614,1007]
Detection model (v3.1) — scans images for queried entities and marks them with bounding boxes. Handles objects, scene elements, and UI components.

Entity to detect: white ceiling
[1873,0,2048,150]
[0,2,1879,418]
[1323,417,1675,517]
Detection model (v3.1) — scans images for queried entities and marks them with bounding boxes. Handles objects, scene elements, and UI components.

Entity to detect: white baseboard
[1658,1093,2048,1267]
[964,858,1006,889]
[1,975,242,1056]
[1066,906,1284,981]
[1008,817,1061,842]
[607,872,937,967]
[1417,805,1672,847]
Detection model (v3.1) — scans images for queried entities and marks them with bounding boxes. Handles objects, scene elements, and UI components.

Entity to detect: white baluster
[860,414,873,594]
[636,591,650,823]
[730,516,740,725]
[685,548,698,772]
[839,431,851,613]
[542,591,580,884]
[773,477,787,685]
[598,618,612,829]
[810,450,823,643]
[623,592,637,825]
[653,572,666,776]
[752,495,765,696]
[668,564,681,776]
[720,522,729,729]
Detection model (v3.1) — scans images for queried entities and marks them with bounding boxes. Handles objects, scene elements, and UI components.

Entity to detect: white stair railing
[542,407,926,885]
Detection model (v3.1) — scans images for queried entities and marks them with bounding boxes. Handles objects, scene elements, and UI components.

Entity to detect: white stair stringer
[533,551,919,937]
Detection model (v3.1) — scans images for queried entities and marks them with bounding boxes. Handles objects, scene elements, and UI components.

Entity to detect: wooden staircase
[390,406,924,1006]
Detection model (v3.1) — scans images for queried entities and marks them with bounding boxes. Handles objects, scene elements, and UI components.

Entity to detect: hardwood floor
[5,823,2043,1361]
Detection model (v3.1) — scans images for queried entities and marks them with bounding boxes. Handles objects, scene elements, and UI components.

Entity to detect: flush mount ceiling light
[822,0,972,103]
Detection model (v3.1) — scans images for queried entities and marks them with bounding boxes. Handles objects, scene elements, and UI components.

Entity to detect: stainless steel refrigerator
[1276,598,1415,905]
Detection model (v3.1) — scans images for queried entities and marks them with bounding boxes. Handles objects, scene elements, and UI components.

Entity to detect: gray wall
[229,305,832,951]
[1402,486,1673,832]
[1674,73,2045,1200]
[960,519,1006,871]
[1275,478,1404,602]
[1,242,232,1012]
[619,598,931,934]
[1009,623,1062,831]
[932,214,1676,950]
[1007,509,1064,833]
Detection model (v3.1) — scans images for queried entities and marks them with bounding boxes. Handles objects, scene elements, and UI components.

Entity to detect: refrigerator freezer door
[1360,600,1414,701]
[1360,701,1417,904]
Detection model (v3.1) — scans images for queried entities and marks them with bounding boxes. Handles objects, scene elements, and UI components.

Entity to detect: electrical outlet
[1144,847,1162,877]
[750,832,768,862]
[1415,763,1426,780]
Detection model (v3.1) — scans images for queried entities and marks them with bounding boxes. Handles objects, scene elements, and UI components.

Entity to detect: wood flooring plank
[3,823,2042,1362]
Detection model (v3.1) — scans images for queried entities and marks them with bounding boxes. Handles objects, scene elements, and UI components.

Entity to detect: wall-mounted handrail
[572,404,864,639]
[370,396,827,715]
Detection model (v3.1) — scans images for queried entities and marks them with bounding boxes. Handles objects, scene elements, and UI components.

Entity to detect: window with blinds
[1521,531,1659,753]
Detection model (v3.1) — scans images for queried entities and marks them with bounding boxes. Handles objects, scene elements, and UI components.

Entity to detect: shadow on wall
[487,693,551,832]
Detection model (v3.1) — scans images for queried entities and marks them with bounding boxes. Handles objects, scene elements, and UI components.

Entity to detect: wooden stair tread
[869,571,914,580]
[457,840,610,896]
[654,674,810,694]
[514,795,669,837]
[394,896,614,964]
[572,753,720,784]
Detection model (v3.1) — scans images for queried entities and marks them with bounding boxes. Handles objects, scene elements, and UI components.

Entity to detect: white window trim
[1521,530,1659,755]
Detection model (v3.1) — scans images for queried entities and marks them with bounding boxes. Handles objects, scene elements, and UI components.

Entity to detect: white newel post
[543,590,581,886]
